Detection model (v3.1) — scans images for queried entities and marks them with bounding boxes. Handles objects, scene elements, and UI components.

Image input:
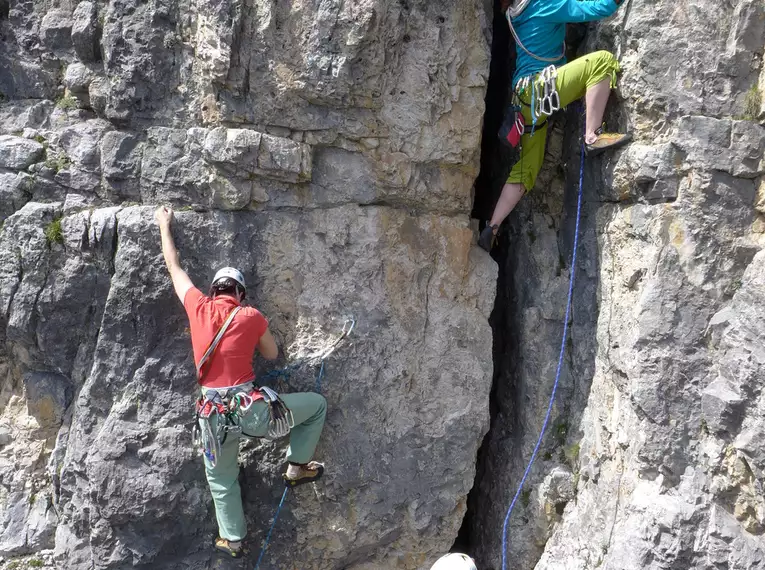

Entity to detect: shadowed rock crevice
[461,7,597,566]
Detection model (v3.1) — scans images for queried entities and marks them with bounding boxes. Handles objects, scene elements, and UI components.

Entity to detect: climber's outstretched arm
[155,206,194,303]
[539,0,624,23]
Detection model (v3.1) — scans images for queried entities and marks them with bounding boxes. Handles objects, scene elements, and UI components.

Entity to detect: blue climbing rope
[254,486,289,570]
[314,360,325,394]
[500,132,586,570]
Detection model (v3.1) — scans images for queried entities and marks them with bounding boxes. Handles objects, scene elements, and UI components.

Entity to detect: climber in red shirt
[155,206,327,559]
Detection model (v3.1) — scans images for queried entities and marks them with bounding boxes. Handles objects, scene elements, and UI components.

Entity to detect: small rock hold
[40,9,73,50]
[71,1,99,62]
[0,425,11,446]
[64,63,94,93]
[23,372,73,429]
[89,76,109,116]
[0,135,45,170]
[702,377,745,435]
[623,268,644,289]
[101,131,143,179]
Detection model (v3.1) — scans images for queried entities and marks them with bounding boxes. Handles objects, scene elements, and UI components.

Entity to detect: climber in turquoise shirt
[479,0,631,252]
[511,0,622,84]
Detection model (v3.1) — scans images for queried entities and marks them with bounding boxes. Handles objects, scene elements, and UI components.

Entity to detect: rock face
[0,1,494,569]
[2,0,764,569]
[469,0,765,569]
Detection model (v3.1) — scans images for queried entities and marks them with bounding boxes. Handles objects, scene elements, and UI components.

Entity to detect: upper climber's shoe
[214,537,247,558]
[585,129,632,156]
[478,224,498,252]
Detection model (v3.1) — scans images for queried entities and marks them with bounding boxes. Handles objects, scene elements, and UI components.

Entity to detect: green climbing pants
[202,390,327,541]
[507,50,620,191]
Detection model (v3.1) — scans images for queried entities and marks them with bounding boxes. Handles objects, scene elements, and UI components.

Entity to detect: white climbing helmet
[430,553,477,570]
[211,267,246,291]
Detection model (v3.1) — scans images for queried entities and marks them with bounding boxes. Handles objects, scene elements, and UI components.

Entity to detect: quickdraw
[535,65,560,119]
[259,386,295,439]
[513,65,561,128]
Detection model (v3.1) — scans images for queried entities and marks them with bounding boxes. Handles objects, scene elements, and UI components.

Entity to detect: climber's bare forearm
[159,225,181,272]
[157,216,194,303]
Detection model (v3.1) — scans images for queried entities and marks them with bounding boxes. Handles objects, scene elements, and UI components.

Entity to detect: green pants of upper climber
[509,50,620,191]
[202,390,327,542]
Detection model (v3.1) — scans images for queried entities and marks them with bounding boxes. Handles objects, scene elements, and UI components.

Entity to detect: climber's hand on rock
[154,206,174,229]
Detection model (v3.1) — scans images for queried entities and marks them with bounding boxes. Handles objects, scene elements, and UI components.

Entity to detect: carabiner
[540,94,553,116]
[341,318,355,338]
[549,89,560,112]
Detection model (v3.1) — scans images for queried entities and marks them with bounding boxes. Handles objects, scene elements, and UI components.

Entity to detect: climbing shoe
[214,537,247,558]
[584,129,632,156]
[478,224,498,252]
[283,461,324,488]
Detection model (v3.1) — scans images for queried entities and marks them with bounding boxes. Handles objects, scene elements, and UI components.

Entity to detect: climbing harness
[505,10,565,64]
[515,65,560,125]
[500,116,587,570]
[500,64,560,150]
[192,383,298,466]
[252,317,355,570]
[192,383,264,467]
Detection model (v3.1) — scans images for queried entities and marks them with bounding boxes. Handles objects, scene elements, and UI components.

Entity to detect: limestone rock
[202,127,312,183]
[0,425,11,447]
[0,136,44,170]
[58,120,112,169]
[23,372,73,429]
[63,63,93,94]
[88,76,109,116]
[40,9,73,50]
[0,172,33,223]
[71,1,99,63]
[100,131,143,180]
[0,4,494,568]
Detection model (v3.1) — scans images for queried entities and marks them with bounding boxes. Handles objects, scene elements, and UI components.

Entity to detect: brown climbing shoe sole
[283,461,324,488]
[214,537,246,558]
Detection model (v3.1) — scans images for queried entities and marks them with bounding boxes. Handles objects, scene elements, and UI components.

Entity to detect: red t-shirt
[183,287,269,388]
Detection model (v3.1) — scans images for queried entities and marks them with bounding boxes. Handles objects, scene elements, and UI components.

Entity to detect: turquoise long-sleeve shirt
[509,0,621,86]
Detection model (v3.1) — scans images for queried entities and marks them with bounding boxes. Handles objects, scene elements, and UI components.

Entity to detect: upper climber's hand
[154,206,174,229]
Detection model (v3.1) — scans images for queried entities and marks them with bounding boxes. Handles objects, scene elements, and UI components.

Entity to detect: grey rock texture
[0,136,45,170]
[71,2,99,63]
[0,1,493,569]
[2,0,763,569]
[470,0,765,569]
